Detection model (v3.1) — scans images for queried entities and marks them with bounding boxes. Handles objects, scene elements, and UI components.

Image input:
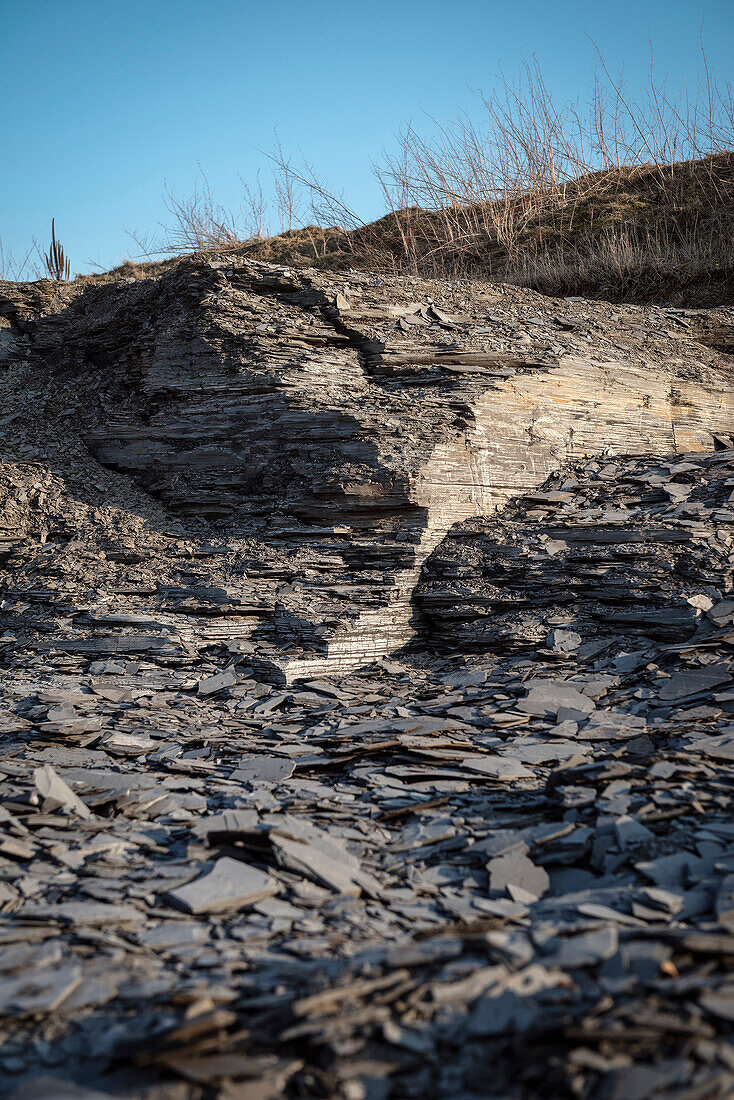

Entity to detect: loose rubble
[1,260,734,1098]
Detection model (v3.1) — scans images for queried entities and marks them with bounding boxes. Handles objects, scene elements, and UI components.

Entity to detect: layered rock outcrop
[416,447,734,654]
[2,258,734,678]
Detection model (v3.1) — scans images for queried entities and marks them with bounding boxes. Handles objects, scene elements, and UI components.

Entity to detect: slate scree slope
[3,260,734,1099]
[3,258,734,680]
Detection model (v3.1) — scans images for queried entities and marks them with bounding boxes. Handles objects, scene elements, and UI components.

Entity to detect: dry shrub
[363,50,734,281]
[0,238,36,282]
[161,169,251,252]
[143,45,734,302]
[264,47,734,299]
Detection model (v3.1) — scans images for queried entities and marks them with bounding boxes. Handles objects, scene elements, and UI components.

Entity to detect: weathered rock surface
[3,259,734,679]
[417,447,734,654]
[2,261,734,1098]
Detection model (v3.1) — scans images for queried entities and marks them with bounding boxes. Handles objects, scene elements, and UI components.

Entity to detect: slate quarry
[1,259,734,1098]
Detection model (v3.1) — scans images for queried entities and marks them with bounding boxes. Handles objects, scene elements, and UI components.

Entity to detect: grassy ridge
[235,153,734,306]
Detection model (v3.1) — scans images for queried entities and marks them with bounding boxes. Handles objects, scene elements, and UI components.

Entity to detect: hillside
[1,258,734,1098]
[236,153,734,308]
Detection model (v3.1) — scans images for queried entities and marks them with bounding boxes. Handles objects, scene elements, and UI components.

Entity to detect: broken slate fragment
[198,668,238,696]
[164,857,277,915]
[459,755,533,779]
[34,765,92,820]
[0,965,82,1016]
[271,834,363,896]
[542,925,618,970]
[192,809,259,840]
[488,853,550,900]
[21,902,144,927]
[614,814,655,849]
[10,1079,115,1100]
[517,681,595,718]
[230,755,296,784]
[715,875,734,930]
[546,628,582,653]
[699,989,734,1023]
[657,666,732,700]
[582,710,647,740]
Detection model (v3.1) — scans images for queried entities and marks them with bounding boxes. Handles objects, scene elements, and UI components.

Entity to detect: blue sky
[2,0,732,274]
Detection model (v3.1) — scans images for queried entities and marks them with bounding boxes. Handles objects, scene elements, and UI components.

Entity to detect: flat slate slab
[164,858,278,915]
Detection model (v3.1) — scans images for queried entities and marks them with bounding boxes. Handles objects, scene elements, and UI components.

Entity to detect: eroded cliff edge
[2,257,734,680]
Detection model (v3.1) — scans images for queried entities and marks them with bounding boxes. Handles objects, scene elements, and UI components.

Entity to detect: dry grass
[359,50,734,277]
[0,238,36,282]
[134,47,734,304]
[508,212,734,304]
[241,151,734,306]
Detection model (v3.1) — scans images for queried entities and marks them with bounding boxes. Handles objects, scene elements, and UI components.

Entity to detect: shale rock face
[2,258,734,680]
[3,263,734,1100]
[417,448,734,654]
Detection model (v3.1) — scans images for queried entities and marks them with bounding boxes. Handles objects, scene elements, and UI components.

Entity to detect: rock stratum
[1,260,734,1098]
[3,259,734,679]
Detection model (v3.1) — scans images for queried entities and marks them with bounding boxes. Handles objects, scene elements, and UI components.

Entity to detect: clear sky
[2,0,733,275]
